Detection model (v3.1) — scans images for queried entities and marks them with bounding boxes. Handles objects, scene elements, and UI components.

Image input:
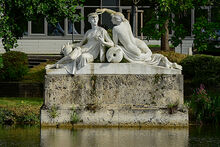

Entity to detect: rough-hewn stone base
[41,64,188,127]
[41,106,188,127]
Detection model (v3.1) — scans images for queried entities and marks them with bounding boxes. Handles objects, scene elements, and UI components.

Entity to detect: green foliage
[22,62,48,83]
[48,105,59,119]
[71,106,79,124]
[193,16,219,52]
[0,0,84,52]
[0,97,43,125]
[180,54,220,86]
[142,0,194,48]
[170,23,187,47]
[155,51,188,64]
[0,51,28,81]
[142,0,219,49]
[142,10,168,41]
[167,102,178,114]
[0,108,16,125]
[187,84,220,124]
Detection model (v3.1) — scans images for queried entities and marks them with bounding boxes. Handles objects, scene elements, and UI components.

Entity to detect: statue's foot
[45,64,55,69]
[172,63,182,70]
[56,64,60,69]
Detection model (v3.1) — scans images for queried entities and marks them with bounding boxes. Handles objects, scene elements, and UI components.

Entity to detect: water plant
[188,84,220,124]
[70,106,79,124]
[167,102,178,114]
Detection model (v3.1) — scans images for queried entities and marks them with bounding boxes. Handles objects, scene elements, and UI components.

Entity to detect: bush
[1,51,29,81]
[180,54,220,87]
[187,84,220,124]
[154,51,188,64]
[0,97,43,125]
[0,108,16,125]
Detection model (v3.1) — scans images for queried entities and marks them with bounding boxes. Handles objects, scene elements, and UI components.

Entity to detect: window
[31,16,45,34]
[48,19,65,36]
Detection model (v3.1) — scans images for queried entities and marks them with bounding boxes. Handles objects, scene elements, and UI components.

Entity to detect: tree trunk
[161,19,170,51]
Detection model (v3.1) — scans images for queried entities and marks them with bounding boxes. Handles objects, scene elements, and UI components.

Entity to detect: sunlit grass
[0,97,43,107]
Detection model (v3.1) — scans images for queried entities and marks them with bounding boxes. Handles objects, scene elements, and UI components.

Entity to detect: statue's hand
[96,8,106,14]
[98,36,105,45]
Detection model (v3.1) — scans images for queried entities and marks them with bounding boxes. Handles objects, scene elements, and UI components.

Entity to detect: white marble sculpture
[96,8,182,70]
[46,12,114,74]
[106,46,123,63]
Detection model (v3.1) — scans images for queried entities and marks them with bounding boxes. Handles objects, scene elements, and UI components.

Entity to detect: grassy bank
[0,97,43,125]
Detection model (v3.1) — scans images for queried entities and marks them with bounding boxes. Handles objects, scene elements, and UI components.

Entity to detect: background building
[0,0,218,55]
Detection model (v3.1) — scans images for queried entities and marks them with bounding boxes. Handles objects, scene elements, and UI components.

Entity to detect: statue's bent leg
[127,45,142,56]
[77,53,94,70]
[161,56,173,68]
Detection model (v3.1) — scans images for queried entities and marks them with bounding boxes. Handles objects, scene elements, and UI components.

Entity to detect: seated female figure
[46,12,114,74]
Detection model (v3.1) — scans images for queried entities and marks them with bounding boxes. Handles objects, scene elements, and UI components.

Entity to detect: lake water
[0,125,219,147]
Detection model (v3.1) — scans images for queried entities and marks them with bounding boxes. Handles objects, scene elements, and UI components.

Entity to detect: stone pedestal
[41,63,188,127]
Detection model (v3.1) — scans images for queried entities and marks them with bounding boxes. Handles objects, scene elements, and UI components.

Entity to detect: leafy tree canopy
[0,0,84,52]
[142,0,220,51]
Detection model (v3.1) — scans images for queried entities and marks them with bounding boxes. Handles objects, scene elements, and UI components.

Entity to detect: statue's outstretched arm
[96,8,116,15]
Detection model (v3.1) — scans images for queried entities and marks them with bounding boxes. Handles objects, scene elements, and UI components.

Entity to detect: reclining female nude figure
[96,8,182,70]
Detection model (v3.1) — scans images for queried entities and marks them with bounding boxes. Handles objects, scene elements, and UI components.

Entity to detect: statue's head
[111,12,125,25]
[88,12,99,25]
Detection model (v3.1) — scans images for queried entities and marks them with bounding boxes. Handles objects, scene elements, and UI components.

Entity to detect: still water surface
[0,125,219,147]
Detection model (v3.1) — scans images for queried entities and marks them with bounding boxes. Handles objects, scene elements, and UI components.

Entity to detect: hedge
[0,51,29,81]
[180,54,220,87]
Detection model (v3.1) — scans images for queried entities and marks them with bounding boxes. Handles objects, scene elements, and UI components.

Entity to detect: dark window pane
[68,9,81,34]
[175,10,192,36]
[31,17,44,34]
[48,19,65,36]
[141,8,154,35]
[211,7,220,23]
[120,0,133,6]
[23,21,28,36]
[120,0,152,6]
[84,0,100,6]
[195,9,208,20]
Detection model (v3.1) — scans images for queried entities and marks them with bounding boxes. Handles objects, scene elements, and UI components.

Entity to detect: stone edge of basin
[46,63,182,75]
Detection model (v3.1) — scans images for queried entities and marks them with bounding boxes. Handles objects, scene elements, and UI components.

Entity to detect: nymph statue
[46,12,114,74]
[96,8,182,70]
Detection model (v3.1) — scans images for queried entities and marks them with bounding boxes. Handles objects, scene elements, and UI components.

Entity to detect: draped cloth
[118,45,182,69]
[61,27,111,74]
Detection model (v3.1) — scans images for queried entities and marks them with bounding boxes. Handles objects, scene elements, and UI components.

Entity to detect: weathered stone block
[41,64,188,127]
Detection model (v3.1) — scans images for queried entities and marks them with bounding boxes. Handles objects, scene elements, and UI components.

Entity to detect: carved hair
[87,12,98,18]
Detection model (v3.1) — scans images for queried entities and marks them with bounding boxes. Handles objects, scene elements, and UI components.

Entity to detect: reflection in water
[0,125,220,147]
[41,128,188,147]
[0,125,40,146]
